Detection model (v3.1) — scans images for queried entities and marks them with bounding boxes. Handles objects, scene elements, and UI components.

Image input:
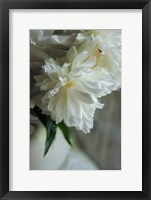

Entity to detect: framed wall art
[0,0,150,199]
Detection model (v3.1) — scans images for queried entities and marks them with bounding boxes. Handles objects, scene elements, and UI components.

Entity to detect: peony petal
[70,89,94,104]
[71,50,89,69]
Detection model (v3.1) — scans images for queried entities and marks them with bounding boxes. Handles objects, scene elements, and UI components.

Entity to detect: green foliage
[58,121,72,146]
[33,106,57,156]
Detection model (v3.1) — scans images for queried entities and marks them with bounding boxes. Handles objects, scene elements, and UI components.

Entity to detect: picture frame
[0,0,150,199]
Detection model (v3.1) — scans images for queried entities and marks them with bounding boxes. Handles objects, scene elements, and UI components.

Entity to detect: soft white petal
[70,89,94,104]
[71,50,89,69]
[66,46,78,63]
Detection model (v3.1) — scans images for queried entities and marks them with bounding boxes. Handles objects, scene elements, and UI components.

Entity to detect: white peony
[76,30,121,88]
[30,30,76,49]
[76,30,121,49]
[34,47,116,133]
[30,30,76,63]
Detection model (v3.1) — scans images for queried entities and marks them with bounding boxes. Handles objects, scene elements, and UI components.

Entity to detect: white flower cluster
[30,30,121,133]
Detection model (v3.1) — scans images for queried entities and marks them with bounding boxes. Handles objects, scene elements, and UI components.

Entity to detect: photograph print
[30,30,121,170]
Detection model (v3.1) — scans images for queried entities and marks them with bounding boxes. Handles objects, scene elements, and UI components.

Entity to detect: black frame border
[0,0,151,199]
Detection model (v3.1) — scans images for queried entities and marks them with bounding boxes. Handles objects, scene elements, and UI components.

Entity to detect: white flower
[30,30,76,63]
[34,47,116,133]
[76,30,121,88]
[76,30,121,47]
[30,30,76,49]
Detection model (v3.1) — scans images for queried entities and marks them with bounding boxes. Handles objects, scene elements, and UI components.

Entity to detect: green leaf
[33,106,57,156]
[43,120,56,157]
[58,121,72,146]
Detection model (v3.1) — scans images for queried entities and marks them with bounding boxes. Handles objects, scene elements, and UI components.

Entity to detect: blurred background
[72,90,121,170]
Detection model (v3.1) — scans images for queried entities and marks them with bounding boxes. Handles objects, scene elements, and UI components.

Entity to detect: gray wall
[73,90,121,170]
